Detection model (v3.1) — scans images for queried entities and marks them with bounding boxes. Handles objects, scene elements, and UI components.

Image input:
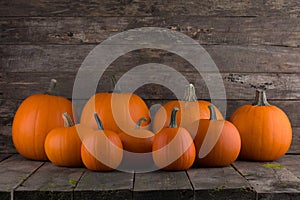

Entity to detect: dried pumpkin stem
[45,79,57,95]
[183,83,197,102]
[135,117,147,129]
[208,105,218,121]
[62,112,74,127]
[169,107,179,128]
[94,113,104,130]
[253,90,270,106]
[111,75,121,93]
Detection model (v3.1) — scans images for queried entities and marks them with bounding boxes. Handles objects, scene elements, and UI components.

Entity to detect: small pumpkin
[80,76,150,133]
[44,112,87,167]
[229,90,292,161]
[152,84,223,135]
[187,105,241,167]
[12,79,75,161]
[152,107,195,171]
[81,113,123,171]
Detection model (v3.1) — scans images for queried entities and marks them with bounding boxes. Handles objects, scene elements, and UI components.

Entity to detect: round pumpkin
[187,105,241,167]
[81,113,123,171]
[80,77,150,133]
[12,79,75,161]
[152,84,223,135]
[229,90,292,161]
[152,107,195,171]
[44,113,87,167]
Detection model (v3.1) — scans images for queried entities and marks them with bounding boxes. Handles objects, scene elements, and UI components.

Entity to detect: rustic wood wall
[1,0,299,153]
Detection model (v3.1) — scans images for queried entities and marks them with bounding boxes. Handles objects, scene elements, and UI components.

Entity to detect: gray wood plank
[2,45,300,73]
[233,159,300,199]
[0,126,17,154]
[0,0,299,17]
[0,154,11,162]
[133,171,193,200]
[188,166,255,200]
[14,162,85,200]
[289,127,300,154]
[277,155,300,178]
[1,16,300,47]
[74,170,134,200]
[0,154,43,200]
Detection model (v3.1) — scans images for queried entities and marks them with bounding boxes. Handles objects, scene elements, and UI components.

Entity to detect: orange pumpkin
[187,105,241,167]
[152,84,223,135]
[44,113,87,167]
[81,113,123,171]
[229,90,292,161]
[152,107,195,171]
[80,77,150,133]
[12,79,75,161]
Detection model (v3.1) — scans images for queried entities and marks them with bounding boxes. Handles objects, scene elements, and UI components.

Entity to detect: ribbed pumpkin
[119,117,154,153]
[80,77,150,133]
[81,113,123,171]
[229,90,292,161]
[187,105,241,167]
[152,84,223,135]
[12,79,75,161]
[44,113,87,167]
[152,107,195,171]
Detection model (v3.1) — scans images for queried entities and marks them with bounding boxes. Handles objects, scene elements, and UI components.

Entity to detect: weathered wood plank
[187,167,255,200]
[0,126,17,154]
[0,0,299,17]
[277,155,300,178]
[1,16,300,47]
[233,159,300,199]
[0,153,11,162]
[14,162,85,200]
[74,171,133,200]
[133,171,193,200]
[2,45,300,73]
[288,127,300,154]
[0,154,43,200]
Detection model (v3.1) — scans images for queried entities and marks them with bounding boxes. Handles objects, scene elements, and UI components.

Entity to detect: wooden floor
[0,154,299,200]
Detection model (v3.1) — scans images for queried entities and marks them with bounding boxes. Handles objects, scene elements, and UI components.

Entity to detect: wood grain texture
[187,167,255,200]
[133,171,193,200]
[0,0,299,17]
[74,171,133,200]
[277,155,300,178]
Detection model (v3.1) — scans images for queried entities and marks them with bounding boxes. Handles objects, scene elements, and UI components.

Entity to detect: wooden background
[0,0,299,154]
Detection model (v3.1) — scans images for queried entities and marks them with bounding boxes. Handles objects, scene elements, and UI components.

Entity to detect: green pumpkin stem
[94,113,104,130]
[62,112,75,127]
[253,90,270,106]
[183,83,197,102]
[135,117,147,129]
[111,75,121,93]
[208,105,218,121]
[45,79,57,95]
[169,107,179,128]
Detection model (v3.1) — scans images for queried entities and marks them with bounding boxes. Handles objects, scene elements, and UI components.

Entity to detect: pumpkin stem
[62,112,74,127]
[183,83,197,102]
[208,105,218,121]
[169,107,179,128]
[111,75,121,93]
[135,117,147,129]
[253,90,270,106]
[94,113,104,130]
[45,79,57,95]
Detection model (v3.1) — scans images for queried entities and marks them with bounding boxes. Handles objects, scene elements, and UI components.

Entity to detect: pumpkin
[229,90,292,161]
[12,79,75,161]
[44,113,87,167]
[81,113,123,171]
[80,76,150,133]
[152,84,223,136]
[152,107,195,171]
[119,117,154,153]
[187,105,241,167]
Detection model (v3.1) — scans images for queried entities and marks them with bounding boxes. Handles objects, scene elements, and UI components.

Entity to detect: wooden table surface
[0,153,299,200]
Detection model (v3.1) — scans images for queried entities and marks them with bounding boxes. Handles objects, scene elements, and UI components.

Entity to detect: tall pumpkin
[229,90,292,161]
[12,79,75,161]
[80,77,150,133]
[187,105,241,167]
[152,107,195,171]
[152,84,223,135]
